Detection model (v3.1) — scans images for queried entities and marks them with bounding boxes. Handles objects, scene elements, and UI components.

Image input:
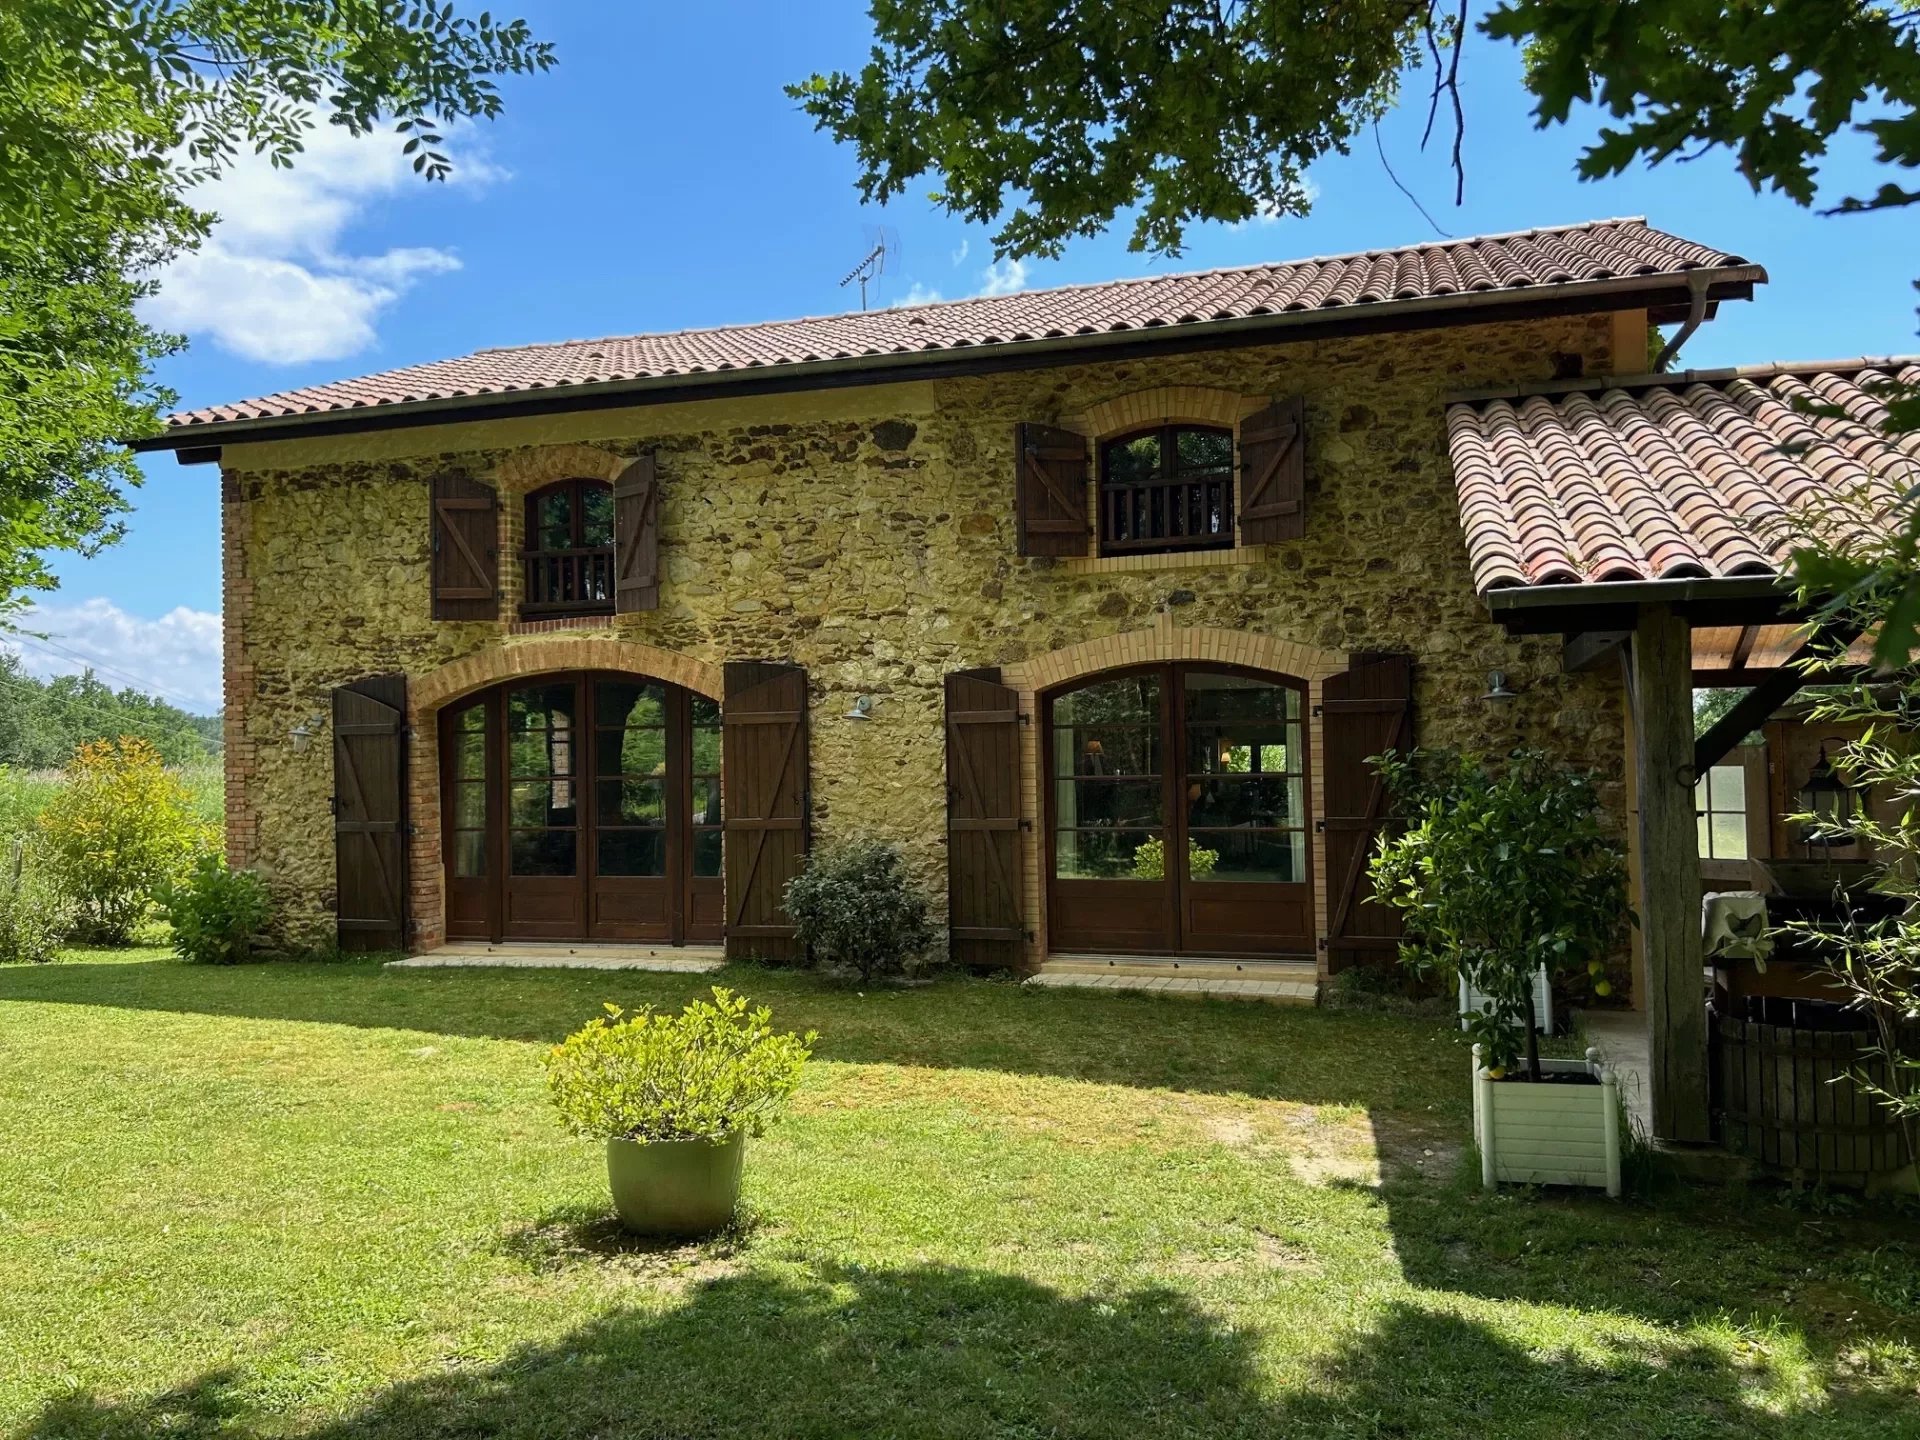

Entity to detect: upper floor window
[522,479,614,617]
[1098,425,1235,557]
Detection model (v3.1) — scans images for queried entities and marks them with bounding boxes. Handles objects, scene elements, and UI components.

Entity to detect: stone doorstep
[387,943,726,974]
[1025,971,1317,1005]
[1041,952,1317,984]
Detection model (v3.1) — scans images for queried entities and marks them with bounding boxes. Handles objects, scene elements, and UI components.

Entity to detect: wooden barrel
[1711,1002,1918,1180]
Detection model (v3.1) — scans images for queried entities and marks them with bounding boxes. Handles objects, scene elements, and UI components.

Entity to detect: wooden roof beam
[1564,629,1630,674]
[1692,618,1861,777]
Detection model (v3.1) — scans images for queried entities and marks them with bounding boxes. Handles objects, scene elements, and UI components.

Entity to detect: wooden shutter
[945,668,1024,968]
[722,661,809,962]
[430,474,498,620]
[1238,396,1306,544]
[1015,423,1090,557]
[614,451,660,614]
[1319,653,1413,973]
[333,674,408,952]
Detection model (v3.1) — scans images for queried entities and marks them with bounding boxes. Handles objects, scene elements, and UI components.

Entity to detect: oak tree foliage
[0,1,553,608]
[798,1,1920,657]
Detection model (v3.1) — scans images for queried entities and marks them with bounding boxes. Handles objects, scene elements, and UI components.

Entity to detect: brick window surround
[1057,386,1276,572]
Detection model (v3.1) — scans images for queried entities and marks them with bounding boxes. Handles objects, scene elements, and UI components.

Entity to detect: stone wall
[220,312,1630,965]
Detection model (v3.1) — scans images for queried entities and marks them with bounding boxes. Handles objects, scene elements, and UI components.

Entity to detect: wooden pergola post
[1628,604,1711,1143]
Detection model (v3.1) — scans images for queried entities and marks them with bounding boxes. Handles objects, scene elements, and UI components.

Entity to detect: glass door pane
[593,679,668,877]
[507,680,580,876]
[689,694,724,877]
[1051,672,1164,879]
[1181,673,1306,882]
[446,701,489,877]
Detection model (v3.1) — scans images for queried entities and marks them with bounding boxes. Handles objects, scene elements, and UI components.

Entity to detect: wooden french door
[1044,664,1312,958]
[441,672,723,944]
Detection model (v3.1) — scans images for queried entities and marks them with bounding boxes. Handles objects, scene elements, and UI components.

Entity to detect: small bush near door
[159,854,271,965]
[37,737,213,945]
[784,840,936,981]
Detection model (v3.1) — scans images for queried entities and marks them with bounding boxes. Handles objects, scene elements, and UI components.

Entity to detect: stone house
[135,217,1917,1140]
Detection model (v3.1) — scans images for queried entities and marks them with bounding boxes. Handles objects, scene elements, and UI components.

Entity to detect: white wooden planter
[1459,965,1554,1035]
[1472,1044,1621,1197]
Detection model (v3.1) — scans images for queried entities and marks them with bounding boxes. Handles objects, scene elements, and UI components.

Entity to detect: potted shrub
[1370,748,1630,1195]
[544,988,815,1236]
[784,839,936,981]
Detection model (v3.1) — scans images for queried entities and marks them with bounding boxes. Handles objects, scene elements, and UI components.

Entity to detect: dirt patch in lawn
[497,1206,753,1291]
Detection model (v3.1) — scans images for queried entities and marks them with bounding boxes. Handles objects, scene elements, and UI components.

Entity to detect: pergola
[1448,358,1915,1144]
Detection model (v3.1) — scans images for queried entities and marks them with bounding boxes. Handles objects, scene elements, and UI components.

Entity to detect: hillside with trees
[0,654,218,768]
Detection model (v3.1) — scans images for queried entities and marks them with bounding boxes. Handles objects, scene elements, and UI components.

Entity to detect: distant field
[0,758,223,834]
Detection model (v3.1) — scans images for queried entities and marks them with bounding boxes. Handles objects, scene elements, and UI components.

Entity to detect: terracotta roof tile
[162,217,1750,433]
[1448,360,1920,593]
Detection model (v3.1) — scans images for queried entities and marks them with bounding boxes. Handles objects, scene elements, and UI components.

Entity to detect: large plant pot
[1459,964,1554,1035]
[605,1133,745,1236]
[1471,1045,1621,1196]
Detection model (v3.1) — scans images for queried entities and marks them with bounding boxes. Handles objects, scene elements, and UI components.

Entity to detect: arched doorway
[1044,664,1312,957]
[439,672,722,944]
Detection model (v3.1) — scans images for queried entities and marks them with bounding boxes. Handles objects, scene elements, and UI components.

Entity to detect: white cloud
[143,121,495,364]
[6,600,224,714]
[976,258,1029,297]
[950,238,970,266]
[891,281,945,308]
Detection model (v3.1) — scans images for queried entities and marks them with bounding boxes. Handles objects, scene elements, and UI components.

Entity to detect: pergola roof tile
[1449,360,1920,594]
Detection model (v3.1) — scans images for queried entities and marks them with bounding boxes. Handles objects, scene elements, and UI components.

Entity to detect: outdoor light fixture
[1483,669,1517,702]
[844,695,875,722]
[289,711,327,752]
[1797,742,1858,847]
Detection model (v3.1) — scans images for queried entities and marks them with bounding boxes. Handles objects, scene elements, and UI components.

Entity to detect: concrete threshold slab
[388,944,725,974]
[1025,970,1316,1005]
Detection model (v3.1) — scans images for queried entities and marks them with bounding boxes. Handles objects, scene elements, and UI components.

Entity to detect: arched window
[1098,425,1235,556]
[522,478,614,616]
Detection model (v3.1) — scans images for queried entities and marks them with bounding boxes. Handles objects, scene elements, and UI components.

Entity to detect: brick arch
[1072,385,1260,441]
[490,442,629,497]
[413,636,723,714]
[1004,613,1344,695]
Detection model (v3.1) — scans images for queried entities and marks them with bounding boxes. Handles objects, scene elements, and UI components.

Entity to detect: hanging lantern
[1797,743,1857,847]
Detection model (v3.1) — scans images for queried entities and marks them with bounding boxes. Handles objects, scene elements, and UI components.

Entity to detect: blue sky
[17,3,1917,713]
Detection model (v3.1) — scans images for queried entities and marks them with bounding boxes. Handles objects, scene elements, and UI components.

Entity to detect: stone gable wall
[220,313,1629,963]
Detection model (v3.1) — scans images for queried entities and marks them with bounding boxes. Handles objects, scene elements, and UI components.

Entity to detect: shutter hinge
[327,795,339,816]
[1311,704,1323,718]
[1314,819,1326,833]
[1018,817,1033,831]
[1018,711,1031,725]
[1317,937,1328,951]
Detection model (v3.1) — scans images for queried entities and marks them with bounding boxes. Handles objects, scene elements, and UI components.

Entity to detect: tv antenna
[839,226,899,310]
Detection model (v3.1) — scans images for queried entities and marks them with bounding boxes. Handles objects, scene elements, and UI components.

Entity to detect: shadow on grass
[18,1268,1905,1439]
[0,956,1468,1109]
[1358,1112,1920,1389]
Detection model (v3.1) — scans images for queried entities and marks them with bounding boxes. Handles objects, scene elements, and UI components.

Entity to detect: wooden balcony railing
[1099,475,1234,555]
[521,546,615,616]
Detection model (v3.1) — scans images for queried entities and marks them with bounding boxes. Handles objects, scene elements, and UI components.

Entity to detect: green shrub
[1369,747,1628,1078]
[1131,836,1218,881]
[784,839,936,980]
[158,853,271,965]
[37,737,214,945]
[544,988,815,1143]
[0,768,63,837]
[0,835,74,964]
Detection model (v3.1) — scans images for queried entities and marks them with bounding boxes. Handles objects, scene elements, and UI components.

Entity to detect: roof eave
[1484,574,1802,634]
[131,265,1765,459]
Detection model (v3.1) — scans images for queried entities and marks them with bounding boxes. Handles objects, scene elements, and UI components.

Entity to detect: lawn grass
[1,951,1915,1439]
